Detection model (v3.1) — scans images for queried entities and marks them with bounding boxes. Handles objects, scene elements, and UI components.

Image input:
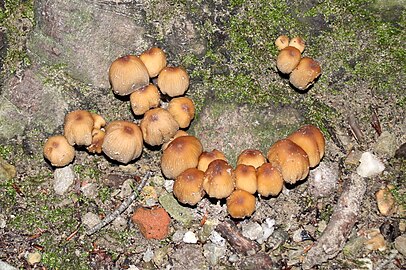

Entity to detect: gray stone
[373,131,397,158]
[53,164,76,195]
[241,221,263,241]
[203,242,227,266]
[0,260,18,270]
[158,192,194,226]
[171,244,207,270]
[394,234,406,257]
[308,161,339,197]
[82,212,101,229]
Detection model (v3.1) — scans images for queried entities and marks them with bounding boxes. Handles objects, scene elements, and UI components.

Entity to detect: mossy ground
[0,0,405,269]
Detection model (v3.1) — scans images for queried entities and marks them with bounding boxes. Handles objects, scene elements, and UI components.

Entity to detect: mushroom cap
[289,57,321,90]
[43,135,75,167]
[161,135,203,179]
[157,66,190,97]
[140,108,179,146]
[161,130,189,151]
[203,159,234,199]
[266,139,310,184]
[87,128,105,154]
[236,149,266,169]
[139,47,167,78]
[167,97,195,128]
[256,162,283,197]
[275,35,290,50]
[233,164,257,194]
[109,55,149,96]
[63,110,94,146]
[101,120,143,164]
[91,113,106,130]
[173,168,205,205]
[130,84,161,115]
[226,189,256,219]
[197,149,227,172]
[286,125,325,167]
[276,46,301,74]
[289,36,305,53]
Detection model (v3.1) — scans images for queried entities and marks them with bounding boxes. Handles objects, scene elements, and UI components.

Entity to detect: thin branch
[348,114,363,143]
[86,171,152,236]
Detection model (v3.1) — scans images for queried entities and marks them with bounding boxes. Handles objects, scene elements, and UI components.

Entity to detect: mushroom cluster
[275,35,322,91]
[170,124,325,219]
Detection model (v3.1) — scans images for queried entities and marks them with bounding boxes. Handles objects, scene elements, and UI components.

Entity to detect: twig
[86,171,152,235]
[322,119,346,154]
[370,107,382,136]
[348,115,363,143]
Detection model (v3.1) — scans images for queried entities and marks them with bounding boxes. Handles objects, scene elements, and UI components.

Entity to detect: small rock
[141,186,158,206]
[26,251,41,265]
[394,235,406,256]
[112,216,127,231]
[183,231,198,244]
[343,236,366,257]
[376,186,396,216]
[203,243,226,266]
[164,180,174,193]
[344,149,363,165]
[119,179,134,198]
[394,142,406,159]
[131,207,171,240]
[308,161,339,197]
[0,214,6,229]
[80,181,98,199]
[158,192,194,225]
[267,229,289,250]
[209,230,226,246]
[373,131,397,158]
[82,212,101,229]
[0,260,18,270]
[228,254,239,263]
[53,165,75,195]
[259,218,275,244]
[0,157,16,181]
[172,230,185,243]
[241,221,263,241]
[356,152,385,177]
[365,229,386,251]
[143,248,154,262]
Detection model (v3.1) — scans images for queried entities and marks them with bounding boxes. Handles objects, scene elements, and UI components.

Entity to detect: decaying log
[302,173,366,269]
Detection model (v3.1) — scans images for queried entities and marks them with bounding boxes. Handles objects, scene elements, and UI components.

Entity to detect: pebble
[143,248,154,262]
[373,131,397,158]
[53,165,75,195]
[0,260,18,270]
[376,186,396,216]
[131,207,171,240]
[203,243,226,266]
[0,157,16,181]
[0,214,6,229]
[112,216,127,231]
[82,212,101,229]
[26,251,41,265]
[394,235,406,256]
[259,218,275,244]
[172,230,185,243]
[356,152,385,177]
[183,231,198,244]
[164,180,174,193]
[158,192,194,226]
[241,221,263,241]
[209,230,226,246]
[365,229,386,251]
[119,179,134,198]
[307,161,339,197]
[80,181,98,199]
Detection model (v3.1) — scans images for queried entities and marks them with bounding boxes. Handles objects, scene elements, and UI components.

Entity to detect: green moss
[74,163,101,180]
[0,144,14,159]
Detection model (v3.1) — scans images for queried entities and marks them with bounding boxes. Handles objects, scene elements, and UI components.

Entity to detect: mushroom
[256,163,283,197]
[289,57,321,90]
[167,97,195,128]
[162,130,189,151]
[275,35,290,50]
[267,139,310,184]
[140,108,179,146]
[286,125,325,167]
[161,135,203,179]
[289,36,305,53]
[157,66,190,97]
[226,189,256,219]
[236,149,266,169]
[101,120,143,164]
[173,168,205,206]
[276,46,301,74]
[86,128,105,154]
[43,135,75,167]
[203,159,234,199]
[233,164,257,194]
[197,149,227,172]
[63,110,94,146]
[91,113,106,130]
[130,83,161,116]
[108,55,149,96]
[139,47,167,78]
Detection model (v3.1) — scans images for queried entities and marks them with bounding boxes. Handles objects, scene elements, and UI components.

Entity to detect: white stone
[53,165,75,195]
[241,221,263,241]
[26,251,41,265]
[356,152,385,177]
[183,231,198,243]
[164,180,174,193]
[209,230,226,246]
[258,218,275,244]
[82,212,101,229]
[143,248,154,262]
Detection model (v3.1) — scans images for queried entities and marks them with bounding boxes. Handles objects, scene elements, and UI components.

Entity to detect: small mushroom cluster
[275,35,322,90]
[169,124,326,219]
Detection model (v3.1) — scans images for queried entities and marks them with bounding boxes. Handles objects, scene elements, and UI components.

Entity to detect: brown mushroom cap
[173,168,205,205]
[140,108,179,146]
[102,120,143,164]
[276,46,301,74]
[236,149,266,169]
[63,110,94,146]
[289,57,321,90]
[233,164,257,194]
[43,135,75,167]
[167,97,195,128]
[109,55,149,96]
[157,66,190,97]
[256,163,283,197]
[139,47,167,78]
[203,159,234,199]
[275,35,290,50]
[91,113,106,130]
[87,128,105,154]
[161,130,189,151]
[289,36,305,53]
[267,139,310,184]
[130,84,161,116]
[286,125,325,167]
[226,189,256,219]
[161,135,203,179]
[197,149,227,172]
